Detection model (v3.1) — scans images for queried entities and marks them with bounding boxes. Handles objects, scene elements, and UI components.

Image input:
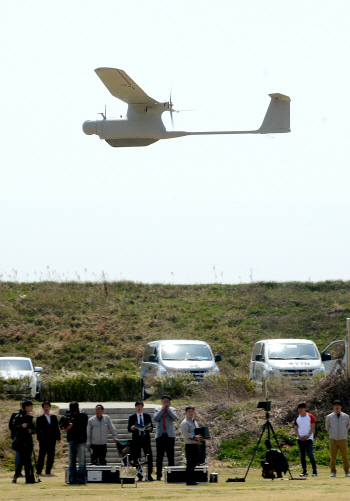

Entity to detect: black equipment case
[164,466,208,483]
[65,465,120,484]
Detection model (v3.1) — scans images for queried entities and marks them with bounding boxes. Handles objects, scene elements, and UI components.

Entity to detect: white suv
[0,357,43,399]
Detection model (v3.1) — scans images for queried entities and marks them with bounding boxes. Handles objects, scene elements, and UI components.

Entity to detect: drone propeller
[169,91,175,128]
[169,92,193,128]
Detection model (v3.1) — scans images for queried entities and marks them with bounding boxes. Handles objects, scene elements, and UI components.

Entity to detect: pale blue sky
[1,1,349,284]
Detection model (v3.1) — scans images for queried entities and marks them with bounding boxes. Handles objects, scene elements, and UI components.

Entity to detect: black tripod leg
[32,447,40,482]
[268,421,294,480]
[244,421,267,480]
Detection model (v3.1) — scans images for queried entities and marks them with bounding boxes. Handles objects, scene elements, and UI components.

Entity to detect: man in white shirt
[294,401,318,477]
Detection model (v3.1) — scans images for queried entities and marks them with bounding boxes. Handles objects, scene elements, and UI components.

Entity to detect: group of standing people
[294,400,350,477]
[9,395,204,486]
[128,395,204,485]
[10,396,350,484]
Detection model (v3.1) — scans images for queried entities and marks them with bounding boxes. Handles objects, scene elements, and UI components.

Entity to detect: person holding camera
[9,401,25,478]
[59,401,88,485]
[180,406,202,486]
[11,400,36,484]
[36,401,61,476]
[154,395,178,481]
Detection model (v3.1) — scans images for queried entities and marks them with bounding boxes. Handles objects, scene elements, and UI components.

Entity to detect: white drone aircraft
[83,68,291,148]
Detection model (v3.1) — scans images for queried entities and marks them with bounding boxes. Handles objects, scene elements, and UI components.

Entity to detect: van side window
[252,342,262,360]
[260,345,264,358]
[143,344,153,362]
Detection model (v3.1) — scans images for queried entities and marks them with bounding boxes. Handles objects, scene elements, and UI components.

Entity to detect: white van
[249,339,325,384]
[141,340,221,399]
[0,357,43,399]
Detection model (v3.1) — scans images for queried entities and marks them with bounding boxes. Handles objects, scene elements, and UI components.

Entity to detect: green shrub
[153,372,197,398]
[42,370,140,401]
[0,376,33,399]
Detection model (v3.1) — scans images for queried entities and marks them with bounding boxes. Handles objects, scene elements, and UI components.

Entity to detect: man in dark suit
[128,401,154,481]
[36,401,61,476]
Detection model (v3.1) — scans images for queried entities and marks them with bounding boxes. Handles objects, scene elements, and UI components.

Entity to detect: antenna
[98,105,107,120]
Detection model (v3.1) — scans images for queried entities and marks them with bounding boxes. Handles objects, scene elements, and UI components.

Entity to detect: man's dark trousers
[91,444,107,465]
[37,440,56,474]
[185,444,200,484]
[131,435,153,472]
[156,434,175,479]
[15,443,34,483]
[297,439,317,472]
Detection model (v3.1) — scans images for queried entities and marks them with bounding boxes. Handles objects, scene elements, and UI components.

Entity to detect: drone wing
[95,68,159,105]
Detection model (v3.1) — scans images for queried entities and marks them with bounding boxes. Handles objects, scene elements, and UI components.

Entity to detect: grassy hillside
[0,280,349,376]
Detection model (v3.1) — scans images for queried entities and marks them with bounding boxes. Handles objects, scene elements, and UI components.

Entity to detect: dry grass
[0,467,349,501]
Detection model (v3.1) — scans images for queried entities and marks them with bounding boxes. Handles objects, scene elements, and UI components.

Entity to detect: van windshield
[0,359,32,371]
[161,344,212,361]
[268,344,319,360]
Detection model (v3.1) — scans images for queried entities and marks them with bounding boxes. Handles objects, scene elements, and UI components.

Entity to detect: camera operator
[59,401,88,485]
[11,400,36,484]
[9,401,25,478]
[180,406,202,486]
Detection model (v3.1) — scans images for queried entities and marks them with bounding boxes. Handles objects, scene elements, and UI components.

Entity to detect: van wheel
[141,384,149,401]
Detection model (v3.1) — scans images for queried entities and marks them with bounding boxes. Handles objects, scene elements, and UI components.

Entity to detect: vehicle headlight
[265,367,278,377]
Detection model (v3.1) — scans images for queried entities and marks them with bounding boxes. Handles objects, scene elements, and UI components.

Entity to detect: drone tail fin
[258,93,291,134]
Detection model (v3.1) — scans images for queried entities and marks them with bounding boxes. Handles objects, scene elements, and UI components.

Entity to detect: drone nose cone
[83,120,97,135]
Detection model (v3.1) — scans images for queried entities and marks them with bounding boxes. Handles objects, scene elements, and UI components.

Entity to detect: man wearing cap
[154,395,178,481]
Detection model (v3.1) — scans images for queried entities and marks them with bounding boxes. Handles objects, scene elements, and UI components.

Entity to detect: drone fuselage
[83,102,178,140]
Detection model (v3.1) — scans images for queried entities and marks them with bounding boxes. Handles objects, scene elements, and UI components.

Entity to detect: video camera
[59,410,74,429]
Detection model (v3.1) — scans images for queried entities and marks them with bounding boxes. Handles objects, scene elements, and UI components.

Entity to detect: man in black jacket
[36,401,61,476]
[59,401,88,485]
[9,401,24,477]
[128,401,154,480]
[12,400,36,484]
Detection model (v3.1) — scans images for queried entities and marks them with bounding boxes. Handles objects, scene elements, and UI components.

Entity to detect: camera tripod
[227,400,304,482]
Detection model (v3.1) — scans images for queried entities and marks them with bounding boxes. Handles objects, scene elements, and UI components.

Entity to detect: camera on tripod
[257,400,271,412]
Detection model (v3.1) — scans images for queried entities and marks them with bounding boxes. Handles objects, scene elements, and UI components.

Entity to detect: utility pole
[347,318,350,377]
